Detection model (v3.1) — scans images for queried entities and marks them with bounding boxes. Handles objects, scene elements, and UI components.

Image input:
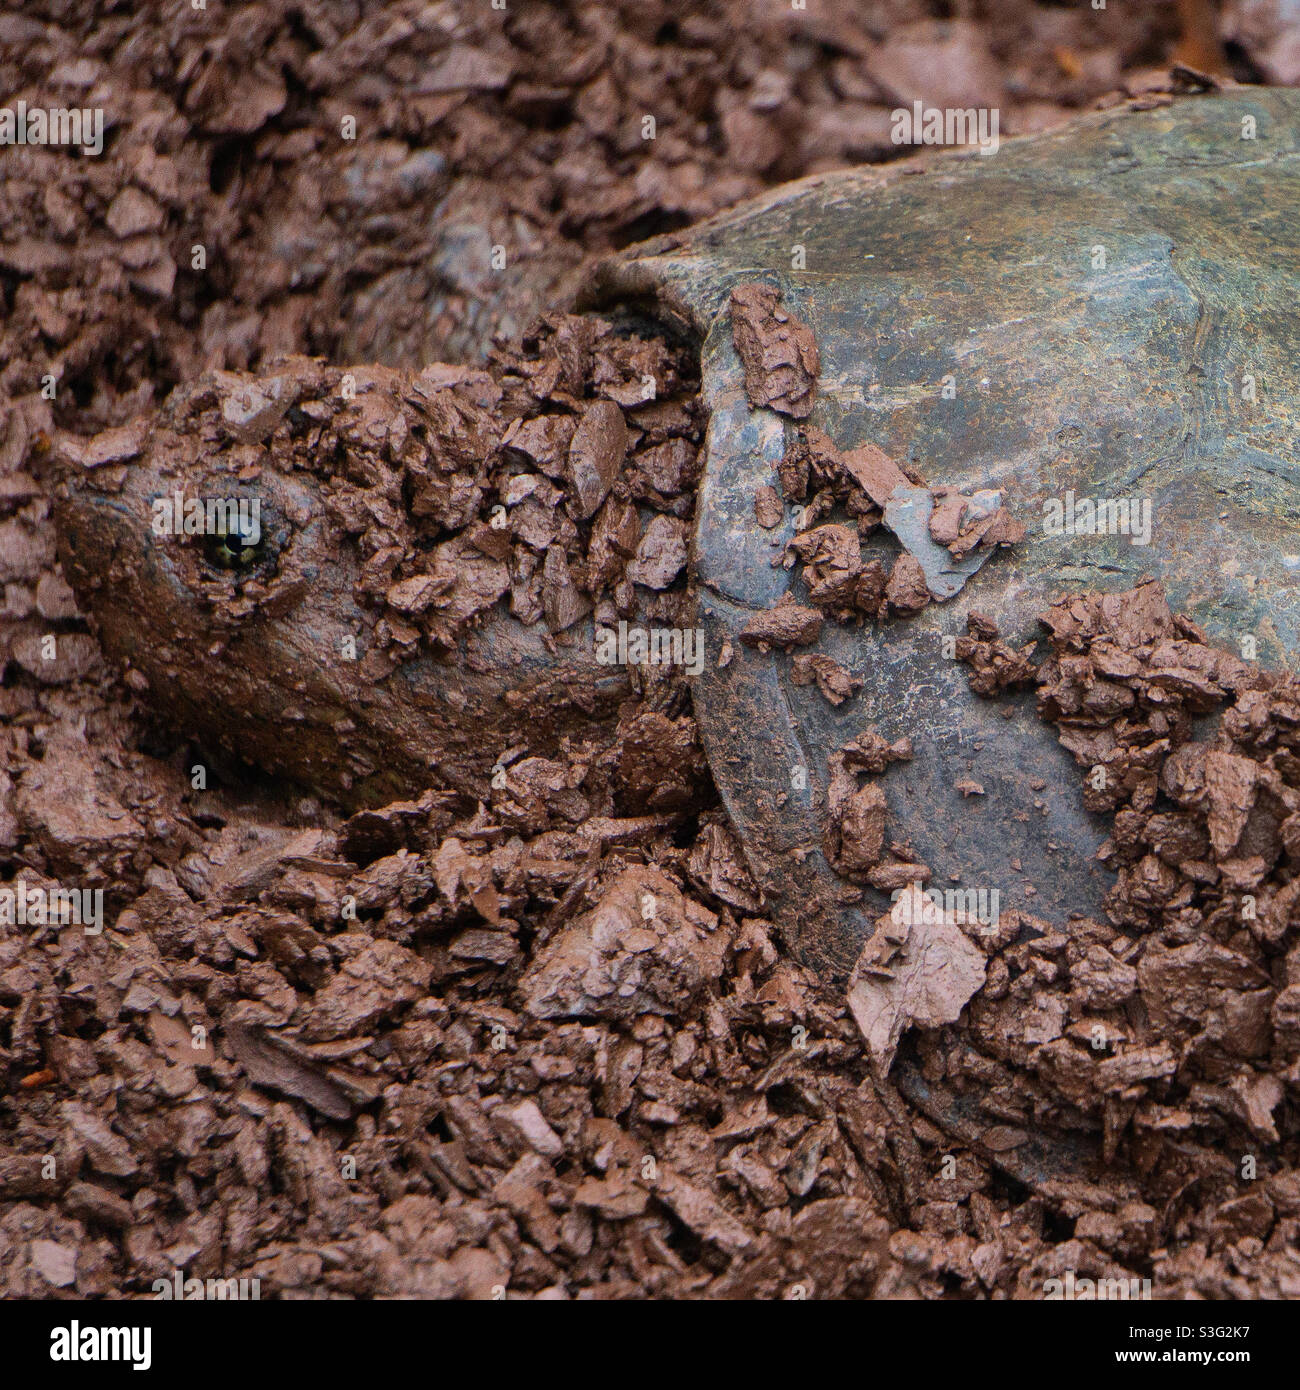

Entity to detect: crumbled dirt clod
[729,282,820,419]
[928,485,1026,558]
[739,594,824,650]
[754,485,783,529]
[884,554,931,616]
[841,441,910,509]
[792,653,862,706]
[624,514,689,591]
[616,711,707,813]
[956,613,1039,697]
[847,886,987,1071]
[566,401,628,520]
[786,523,888,621]
[519,867,725,1021]
[825,731,915,879]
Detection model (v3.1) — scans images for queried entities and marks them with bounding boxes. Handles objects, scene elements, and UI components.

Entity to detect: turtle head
[48,401,394,803]
[49,368,640,810]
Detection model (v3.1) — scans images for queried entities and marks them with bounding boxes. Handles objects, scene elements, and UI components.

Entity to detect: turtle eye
[202,513,265,571]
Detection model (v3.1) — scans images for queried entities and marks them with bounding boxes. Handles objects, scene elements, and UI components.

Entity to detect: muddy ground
[3,2,1300,1301]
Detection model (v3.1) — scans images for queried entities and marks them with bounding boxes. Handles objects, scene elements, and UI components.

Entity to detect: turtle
[54,87,1300,994]
[584,84,1300,977]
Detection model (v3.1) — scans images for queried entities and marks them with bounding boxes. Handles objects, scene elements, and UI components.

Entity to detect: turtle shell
[587,89,1300,977]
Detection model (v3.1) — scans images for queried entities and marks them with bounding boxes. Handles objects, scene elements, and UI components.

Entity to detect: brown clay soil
[4,1,1300,1301]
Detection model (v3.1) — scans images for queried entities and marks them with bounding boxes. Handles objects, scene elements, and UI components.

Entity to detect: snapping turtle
[586,85,1300,975]
[55,89,1300,987]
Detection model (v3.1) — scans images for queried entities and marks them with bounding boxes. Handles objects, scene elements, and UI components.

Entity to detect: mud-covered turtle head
[51,368,638,809]
[588,88,1300,977]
